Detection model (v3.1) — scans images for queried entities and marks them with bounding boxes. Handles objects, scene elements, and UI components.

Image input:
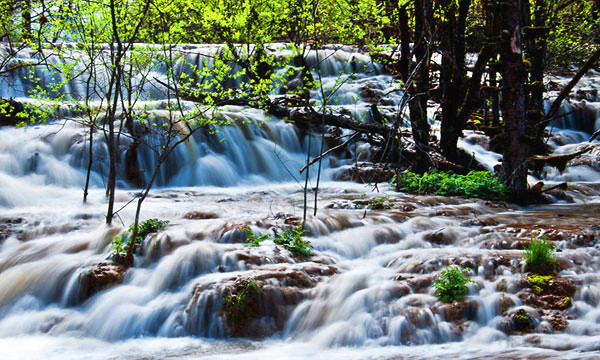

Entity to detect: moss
[513,309,533,332]
[561,296,572,309]
[527,274,554,295]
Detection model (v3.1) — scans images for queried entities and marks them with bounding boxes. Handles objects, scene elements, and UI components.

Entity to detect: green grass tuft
[524,237,557,275]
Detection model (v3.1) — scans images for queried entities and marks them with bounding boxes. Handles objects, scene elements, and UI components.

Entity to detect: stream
[0,45,599,359]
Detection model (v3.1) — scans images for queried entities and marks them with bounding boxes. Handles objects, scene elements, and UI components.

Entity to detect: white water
[1,45,600,359]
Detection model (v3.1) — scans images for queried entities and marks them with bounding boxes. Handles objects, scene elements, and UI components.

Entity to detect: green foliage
[391,170,508,201]
[242,227,269,247]
[524,237,557,275]
[433,266,474,303]
[369,196,393,210]
[129,218,169,244]
[110,218,168,258]
[273,225,313,257]
[111,233,128,256]
[223,280,258,327]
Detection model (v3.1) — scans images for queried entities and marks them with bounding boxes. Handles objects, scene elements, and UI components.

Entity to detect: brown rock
[434,300,478,322]
[79,261,128,301]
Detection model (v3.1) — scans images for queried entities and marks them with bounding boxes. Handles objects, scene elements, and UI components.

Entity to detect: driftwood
[546,48,600,122]
[529,147,592,173]
[155,77,396,140]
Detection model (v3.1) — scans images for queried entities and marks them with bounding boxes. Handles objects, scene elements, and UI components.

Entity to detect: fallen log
[155,77,397,140]
[529,147,592,173]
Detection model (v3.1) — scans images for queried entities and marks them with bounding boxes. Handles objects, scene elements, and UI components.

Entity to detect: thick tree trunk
[498,0,530,198]
[439,0,470,162]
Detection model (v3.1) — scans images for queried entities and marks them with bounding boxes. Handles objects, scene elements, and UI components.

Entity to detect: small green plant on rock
[524,237,556,275]
[223,280,258,329]
[242,227,269,247]
[433,266,474,303]
[110,218,169,258]
[369,196,393,210]
[111,233,128,255]
[130,218,169,244]
[273,225,313,257]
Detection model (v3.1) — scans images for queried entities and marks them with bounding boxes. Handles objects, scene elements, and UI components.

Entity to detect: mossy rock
[512,309,534,332]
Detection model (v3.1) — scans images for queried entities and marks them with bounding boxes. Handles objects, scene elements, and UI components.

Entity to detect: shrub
[242,227,269,247]
[130,218,169,244]
[111,233,128,255]
[524,237,557,275]
[273,225,313,257]
[391,170,508,201]
[111,218,169,258]
[433,266,474,303]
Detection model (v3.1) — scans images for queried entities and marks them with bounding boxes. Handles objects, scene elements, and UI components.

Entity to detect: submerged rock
[78,261,128,302]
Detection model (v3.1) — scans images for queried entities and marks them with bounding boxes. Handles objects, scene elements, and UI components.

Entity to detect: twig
[300,132,359,173]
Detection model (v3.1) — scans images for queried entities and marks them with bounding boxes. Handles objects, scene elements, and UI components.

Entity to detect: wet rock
[79,261,128,301]
[220,225,249,244]
[0,217,26,242]
[424,229,454,245]
[512,309,534,332]
[543,310,568,331]
[184,211,219,220]
[187,266,327,338]
[519,275,574,312]
[434,300,478,322]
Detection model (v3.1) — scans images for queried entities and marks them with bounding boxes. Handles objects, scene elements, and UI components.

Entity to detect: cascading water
[1,45,600,359]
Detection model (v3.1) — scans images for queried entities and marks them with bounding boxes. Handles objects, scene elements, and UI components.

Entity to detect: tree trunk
[498,0,530,198]
[21,0,31,40]
[522,0,549,155]
[439,0,470,162]
[398,4,410,82]
[408,0,432,173]
[83,125,93,203]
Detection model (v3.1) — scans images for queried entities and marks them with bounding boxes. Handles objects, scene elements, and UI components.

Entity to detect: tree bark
[408,0,433,173]
[439,0,471,162]
[498,0,530,198]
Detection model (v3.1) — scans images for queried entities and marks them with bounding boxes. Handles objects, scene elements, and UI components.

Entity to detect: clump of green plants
[111,233,128,255]
[130,218,169,244]
[527,274,554,295]
[391,170,508,201]
[111,218,169,258]
[223,280,258,329]
[523,237,556,275]
[433,266,474,303]
[369,196,393,210]
[242,227,269,247]
[273,225,313,257]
